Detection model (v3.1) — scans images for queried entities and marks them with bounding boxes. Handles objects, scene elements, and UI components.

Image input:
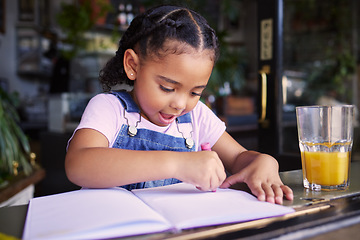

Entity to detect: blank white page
[23,188,172,240]
[133,182,295,230]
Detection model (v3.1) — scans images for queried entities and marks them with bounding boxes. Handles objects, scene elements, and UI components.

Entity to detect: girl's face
[131,49,214,127]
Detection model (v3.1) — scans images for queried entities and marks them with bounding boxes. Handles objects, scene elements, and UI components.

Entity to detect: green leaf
[0,87,33,177]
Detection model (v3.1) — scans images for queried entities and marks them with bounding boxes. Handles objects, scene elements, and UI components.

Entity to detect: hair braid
[99,5,219,92]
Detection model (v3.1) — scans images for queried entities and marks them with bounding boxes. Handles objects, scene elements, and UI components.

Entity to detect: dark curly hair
[99,5,220,91]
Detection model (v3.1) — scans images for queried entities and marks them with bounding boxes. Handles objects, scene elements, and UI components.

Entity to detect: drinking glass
[296,105,354,191]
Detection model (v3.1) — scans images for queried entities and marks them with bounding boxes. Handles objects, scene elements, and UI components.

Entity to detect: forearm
[229,150,279,175]
[65,148,179,188]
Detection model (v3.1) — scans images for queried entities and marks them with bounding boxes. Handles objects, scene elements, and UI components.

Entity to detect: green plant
[305,51,355,103]
[207,44,248,96]
[290,0,356,104]
[56,0,113,59]
[0,87,33,187]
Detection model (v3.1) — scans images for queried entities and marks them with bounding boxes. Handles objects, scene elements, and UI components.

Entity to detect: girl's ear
[123,49,140,81]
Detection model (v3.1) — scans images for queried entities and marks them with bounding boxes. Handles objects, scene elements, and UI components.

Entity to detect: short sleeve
[70,94,125,147]
[192,101,226,150]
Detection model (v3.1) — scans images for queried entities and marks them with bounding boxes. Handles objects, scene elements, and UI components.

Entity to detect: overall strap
[110,91,140,113]
[177,112,192,123]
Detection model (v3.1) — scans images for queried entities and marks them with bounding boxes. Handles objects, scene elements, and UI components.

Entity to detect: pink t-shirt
[72,93,226,151]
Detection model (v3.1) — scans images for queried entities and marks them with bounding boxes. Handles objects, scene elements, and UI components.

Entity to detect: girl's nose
[171,96,186,111]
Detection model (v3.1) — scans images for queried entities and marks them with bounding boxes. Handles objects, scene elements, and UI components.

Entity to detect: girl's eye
[192,92,202,97]
[160,85,174,92]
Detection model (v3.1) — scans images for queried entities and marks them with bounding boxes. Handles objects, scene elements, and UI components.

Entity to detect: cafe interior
[1,0,360,239]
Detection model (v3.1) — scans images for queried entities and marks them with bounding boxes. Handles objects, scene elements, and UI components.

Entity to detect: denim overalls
[110,91,195,190]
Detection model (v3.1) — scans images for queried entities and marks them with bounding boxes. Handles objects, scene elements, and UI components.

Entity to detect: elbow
[65,153,86,188]
[65,152,110,189]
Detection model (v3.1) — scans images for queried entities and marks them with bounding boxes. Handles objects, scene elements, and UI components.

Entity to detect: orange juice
[301,143,351,189]
[301,151,349,186]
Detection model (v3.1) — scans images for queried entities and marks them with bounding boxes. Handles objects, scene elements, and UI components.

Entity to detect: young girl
[65,5,293,204]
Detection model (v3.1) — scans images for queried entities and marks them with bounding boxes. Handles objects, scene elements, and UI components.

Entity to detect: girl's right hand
[175,151,226,192]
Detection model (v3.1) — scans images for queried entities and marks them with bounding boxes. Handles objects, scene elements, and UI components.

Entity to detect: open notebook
[23,182,294,240]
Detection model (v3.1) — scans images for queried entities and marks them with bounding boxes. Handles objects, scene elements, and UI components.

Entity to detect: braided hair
[99,5,219,91]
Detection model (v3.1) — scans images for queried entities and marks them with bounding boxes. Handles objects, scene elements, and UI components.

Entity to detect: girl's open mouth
[159,112,177,125]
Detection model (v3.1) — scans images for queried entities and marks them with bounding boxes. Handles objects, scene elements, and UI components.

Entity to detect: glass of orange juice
[296,105,354,191]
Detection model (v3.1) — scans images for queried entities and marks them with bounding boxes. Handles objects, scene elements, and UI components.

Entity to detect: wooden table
[0,167,45,205]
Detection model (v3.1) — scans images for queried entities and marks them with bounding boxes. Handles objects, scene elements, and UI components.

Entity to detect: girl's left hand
[219,153,293,205]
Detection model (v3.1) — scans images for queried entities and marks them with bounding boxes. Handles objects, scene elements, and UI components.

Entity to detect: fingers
[201,175,293,204]
[219,174,242,189]
[197,169,226,192]
[218,174,293,205]
[196,152,226,192]
[180,151,226,192]
[198,169,225,192]
[248,182,292,205]
[193,172,222,192]
[281,185,294,201]
[214,166,227,191]
[219,180,231,189]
